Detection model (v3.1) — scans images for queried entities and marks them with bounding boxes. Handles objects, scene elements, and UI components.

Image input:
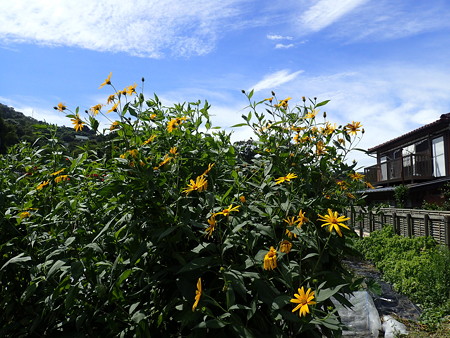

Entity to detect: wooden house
[364,113,450,207]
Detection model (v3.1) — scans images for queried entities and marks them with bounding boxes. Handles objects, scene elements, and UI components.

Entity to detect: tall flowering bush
[0,75,370,336]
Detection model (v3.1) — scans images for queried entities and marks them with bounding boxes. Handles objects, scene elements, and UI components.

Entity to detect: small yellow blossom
[19,211,31,219]
[317,209,351,237]
[142,135,156,145]
[169,147,178,155]
[264,97,273,102]
[280,240,292,253]
[183,175,208,194]
[167,117,187,132]
[316,141,326,155]
[99,72,112,89]
[320,122,337,135]
[36,180,49,190]
[90,104,103,115]
[345,121,362,135]
[50,168,65,176]
[125,83,137,95]
[349,172,365,181]
[106,94,115,105]
[56,102,66,111]
[305,109,318,119]
[205,216,217,238]
[263,246,277,270]
[54,175,69,183]
[107,102,119,114]
[365,181,375,189]
[297,210,309,228]
[110,121,120,131]
[202,163,215,176]
[153,154,172,170]
[275,173,298,185]
[192,278,202,311]
[290,287,317,317]
[71,114,84,132]
[214,204,240,217]
[239,195,246,203]
[274,97,292,109]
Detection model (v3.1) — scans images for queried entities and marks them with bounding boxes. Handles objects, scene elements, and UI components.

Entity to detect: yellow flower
[347,192,356,199]
[183,175,208,194]
[290,287,317,317]
[71,114,85,132]
[56,102,66,111]
[205,216,217,238]
[274,97,292,109]
[142,135,156,145]
[316,141,326,155]
[99,72,112,89]
[349,172,365,181]
[345,121,362,135]
[19,211,31,219]
[125,83,137,95]
[317,209,351,237]
[239,195,246,203]
[297,210,309,228]
[106,94,115,105]
[263,246,277,270]
[284,216,298,227]
[90,104,103,115]
[214,204,240,217]
[107,102,119,114]
[50,168,65,176]
[337,138,345,145]
[169,147,178,155]
[337,180,348,190]
[192,278,202,311]
[129,149,138,158]
[202,163,215,176]
[54,175,69,183]
[264,97,273,102]
[320,122,337,135]
[167,117,187,132]
[305,109,318,119]
[36,180,49,190]
[110,121,120,131]
[153,154,172,170]
[280,240,292,254]
[275,173,298,185]
[365,181,375,189]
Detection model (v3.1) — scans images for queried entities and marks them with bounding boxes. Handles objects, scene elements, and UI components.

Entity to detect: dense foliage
[0,76,369,336]
[0,103,99,154]
[355,225,450,328]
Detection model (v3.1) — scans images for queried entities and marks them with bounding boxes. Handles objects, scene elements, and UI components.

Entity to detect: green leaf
[1,253,31,270]
[231,123,248,128]
[177,257,212,274]
[315,284,347,302]
[195,319,227,329]
[316,100,330,107]
[116,269,133,286]
[47,260,66,279]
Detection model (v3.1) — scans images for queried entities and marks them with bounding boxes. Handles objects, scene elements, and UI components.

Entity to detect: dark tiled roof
[368,113,450,153]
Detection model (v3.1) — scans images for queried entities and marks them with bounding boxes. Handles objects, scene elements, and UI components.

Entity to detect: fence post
[392,212,398,234]
[444,215,450,247]
[406,213,412,237]
[424,214,430,237]
[359,210,363,238]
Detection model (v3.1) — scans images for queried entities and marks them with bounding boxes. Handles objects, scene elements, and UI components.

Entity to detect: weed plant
[0,75,369,336]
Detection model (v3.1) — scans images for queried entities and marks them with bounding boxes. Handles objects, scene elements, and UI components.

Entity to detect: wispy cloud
[0,0,245,58]
[266,34,293,40]
[275,43,294,49]
[299,0,368,32]
[250,70,303,93]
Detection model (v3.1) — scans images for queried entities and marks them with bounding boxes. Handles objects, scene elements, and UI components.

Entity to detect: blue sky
[1,0,450,167]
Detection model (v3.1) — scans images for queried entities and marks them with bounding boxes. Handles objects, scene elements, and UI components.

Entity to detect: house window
[432,136,445,177]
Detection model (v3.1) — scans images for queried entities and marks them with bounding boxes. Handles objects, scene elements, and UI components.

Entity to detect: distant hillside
[0,103,98,154]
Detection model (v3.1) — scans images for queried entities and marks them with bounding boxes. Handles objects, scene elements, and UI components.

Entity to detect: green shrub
[0,76,369,336]
[355,225,450,326]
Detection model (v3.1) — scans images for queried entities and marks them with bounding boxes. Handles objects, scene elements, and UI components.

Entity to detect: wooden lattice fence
[346,207,450,247]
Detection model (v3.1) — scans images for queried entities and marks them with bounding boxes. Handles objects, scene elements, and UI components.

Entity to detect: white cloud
[275,43,294,49]
[267,34,293,40]
[0,0,244,58]
[299,0,368,32]
[249,69,304,93]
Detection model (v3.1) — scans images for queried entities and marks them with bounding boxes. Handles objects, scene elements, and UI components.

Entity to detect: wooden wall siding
[347,207,450,247]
